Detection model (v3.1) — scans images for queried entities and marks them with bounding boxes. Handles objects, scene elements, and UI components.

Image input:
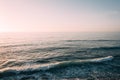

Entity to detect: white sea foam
[0,56,113,74]
[89,56,113,62]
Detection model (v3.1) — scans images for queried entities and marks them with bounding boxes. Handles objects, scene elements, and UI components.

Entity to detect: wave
[91,46,120,50]
[0,56,113,78]
[65,40,120,42]
[27,47,70,53]
[0,44,36,48]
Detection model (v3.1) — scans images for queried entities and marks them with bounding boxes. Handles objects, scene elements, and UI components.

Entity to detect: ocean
[0,32,120,80]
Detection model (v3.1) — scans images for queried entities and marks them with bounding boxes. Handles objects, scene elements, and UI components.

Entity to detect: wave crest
[0,56,113,78]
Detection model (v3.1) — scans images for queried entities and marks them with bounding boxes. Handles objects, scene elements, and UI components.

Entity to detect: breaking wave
[0,56,113,78]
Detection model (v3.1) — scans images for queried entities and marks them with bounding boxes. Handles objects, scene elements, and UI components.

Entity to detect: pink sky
[0,0,120,32]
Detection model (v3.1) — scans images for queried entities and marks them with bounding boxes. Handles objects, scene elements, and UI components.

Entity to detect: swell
[0,44,36,48]
[0,59,33,69]
[90,46,120,50]
[0,46,71,55]
[0,56,113,78]
[5,46,120,55]
[65,40,120,42]
[27,47,70,53]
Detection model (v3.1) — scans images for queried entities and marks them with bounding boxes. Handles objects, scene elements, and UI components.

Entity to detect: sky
[0,0,120,32]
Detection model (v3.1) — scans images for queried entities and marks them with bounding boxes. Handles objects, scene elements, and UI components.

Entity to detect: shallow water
[0,32,120,80]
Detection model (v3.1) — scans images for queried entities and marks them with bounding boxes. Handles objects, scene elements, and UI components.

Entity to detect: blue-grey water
[0,32,120,80]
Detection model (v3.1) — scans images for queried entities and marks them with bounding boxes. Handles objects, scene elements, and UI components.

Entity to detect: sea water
[0,32,120,80]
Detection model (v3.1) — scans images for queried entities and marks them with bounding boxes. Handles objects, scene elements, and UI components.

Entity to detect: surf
[0,56,113,78]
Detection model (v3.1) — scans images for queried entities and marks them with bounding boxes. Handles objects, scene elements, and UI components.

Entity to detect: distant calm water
[0,32,120,80]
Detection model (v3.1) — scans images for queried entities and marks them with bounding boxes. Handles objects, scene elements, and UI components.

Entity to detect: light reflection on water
[0,32,120,80]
